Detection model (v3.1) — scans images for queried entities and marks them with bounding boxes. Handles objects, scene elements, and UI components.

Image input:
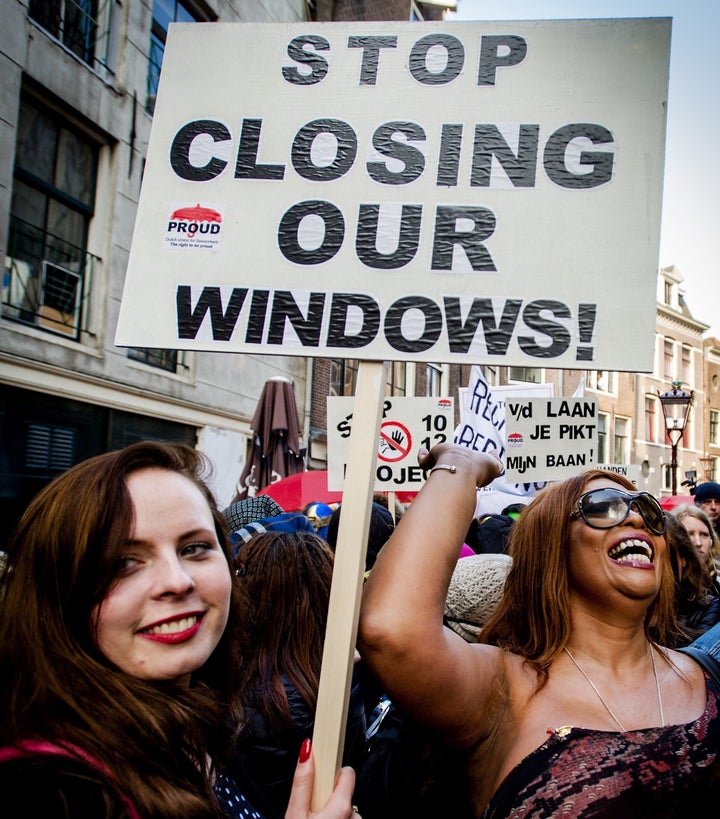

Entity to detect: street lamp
[658,380,694,495]
[700,454,714,482]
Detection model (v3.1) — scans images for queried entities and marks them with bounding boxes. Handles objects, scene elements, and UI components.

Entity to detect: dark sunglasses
[570,487,666,535]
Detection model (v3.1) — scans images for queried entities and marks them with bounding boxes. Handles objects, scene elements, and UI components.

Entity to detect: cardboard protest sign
[327,396,454,490]
[504,396,598,482]
[454,366,552,513]
[115,19,670,372]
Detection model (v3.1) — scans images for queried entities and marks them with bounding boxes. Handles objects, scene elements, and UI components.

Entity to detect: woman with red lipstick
[358,443,720,818]
[0,441,356,819]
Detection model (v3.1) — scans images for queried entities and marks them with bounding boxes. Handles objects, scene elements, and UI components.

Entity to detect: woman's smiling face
[567,477,666,606]
[93,468,231,684]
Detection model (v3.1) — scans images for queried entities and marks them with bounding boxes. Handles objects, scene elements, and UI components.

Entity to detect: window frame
[613,416,630,464]
[644,395,657,443]
[330,358,359,396]
[4,94,100,341]
[597,412,608,463]
[508,367,542,384]
[146,0,202,113]
[584,370,616,393]
[28,0,119,75]
[663,338,674,380]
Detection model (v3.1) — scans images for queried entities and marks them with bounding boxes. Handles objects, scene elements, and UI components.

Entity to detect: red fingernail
[299,738,311,763]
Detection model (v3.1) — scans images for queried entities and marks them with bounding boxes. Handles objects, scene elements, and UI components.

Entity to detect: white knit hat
[444,553,513,642]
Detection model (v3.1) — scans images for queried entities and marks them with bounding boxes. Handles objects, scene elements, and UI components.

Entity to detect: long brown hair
[673,504,720,581]
[235,531,334,728]
[480,470,677,687]
[0,442,244,817]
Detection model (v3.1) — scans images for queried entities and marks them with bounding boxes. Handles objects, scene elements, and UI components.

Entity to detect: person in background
[233,530,367,819]
[359,444,720,817]
[326,502,395,576]
[664,514,720,646]
[464,513,515,555]
[674,504,720,595]
[694,481,720,538]
[222,496,286,534]
[302,502,335,541]
[228,512,316,554]
[0,442,355,819]
[443,554,514,643]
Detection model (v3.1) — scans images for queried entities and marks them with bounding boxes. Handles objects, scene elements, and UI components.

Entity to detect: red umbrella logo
[170,204,222,223]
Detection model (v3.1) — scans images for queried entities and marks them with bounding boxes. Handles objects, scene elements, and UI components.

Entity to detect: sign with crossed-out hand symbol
[378,421,412,463]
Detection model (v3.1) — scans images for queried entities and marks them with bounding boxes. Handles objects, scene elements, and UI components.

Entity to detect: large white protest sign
[115,19,670,372]
[327,395,454,491]
[504,396,598,482]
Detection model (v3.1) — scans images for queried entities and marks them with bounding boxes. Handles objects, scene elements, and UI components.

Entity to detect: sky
[447,0,719,338]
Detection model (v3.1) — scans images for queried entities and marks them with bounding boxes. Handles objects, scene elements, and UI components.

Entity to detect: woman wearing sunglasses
[358,443,720,817]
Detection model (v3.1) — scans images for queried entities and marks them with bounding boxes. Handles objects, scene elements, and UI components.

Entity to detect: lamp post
[658,381,694,495]
[699,454,714,482]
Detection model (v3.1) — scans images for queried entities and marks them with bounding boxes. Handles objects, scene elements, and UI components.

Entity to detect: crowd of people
[0,439,719,816]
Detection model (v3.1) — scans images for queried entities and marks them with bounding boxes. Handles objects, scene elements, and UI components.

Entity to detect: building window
[663,279,672,306]
[585,370,615,393]
[28,0,117,72]
[613,417,629,464]
[681,345,692,385]
[485,366,499,387]
[508,367,541,384]
[146,0,199,113]
[425,364,443,396]
[127,347,180,373]
[662,463,673,491]
[386,362,407,397]
[597,412,608,463]
[330,359,359,396]
[710,410,719,446]
[3,95,99,340]
[25,422,76,471]
[663,338,674,380]
[329,360,408,397]
[644,396,657,443]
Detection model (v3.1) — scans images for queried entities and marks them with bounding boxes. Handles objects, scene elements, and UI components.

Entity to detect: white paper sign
[504,396,598,482]
[115,19,670,371]
[596,463,640,485]
[327,396,454,490]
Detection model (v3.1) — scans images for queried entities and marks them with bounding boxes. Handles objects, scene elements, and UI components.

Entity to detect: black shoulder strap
[677,645,720,686]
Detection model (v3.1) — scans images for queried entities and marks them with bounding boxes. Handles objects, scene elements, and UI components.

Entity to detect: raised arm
[357,444,506,747]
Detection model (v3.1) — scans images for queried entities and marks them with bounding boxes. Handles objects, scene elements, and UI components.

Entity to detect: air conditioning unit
[37,261,81,337]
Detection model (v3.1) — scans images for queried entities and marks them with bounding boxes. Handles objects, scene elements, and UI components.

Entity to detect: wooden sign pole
[310,359,388,809]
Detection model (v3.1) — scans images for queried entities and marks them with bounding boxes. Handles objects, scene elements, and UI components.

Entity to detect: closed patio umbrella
[234,377,305,500]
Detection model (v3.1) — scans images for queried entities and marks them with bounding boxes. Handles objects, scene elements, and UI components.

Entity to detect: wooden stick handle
[310,360,387,810]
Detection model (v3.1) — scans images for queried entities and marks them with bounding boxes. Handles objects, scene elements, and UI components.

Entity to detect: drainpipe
[304,356,314,464]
